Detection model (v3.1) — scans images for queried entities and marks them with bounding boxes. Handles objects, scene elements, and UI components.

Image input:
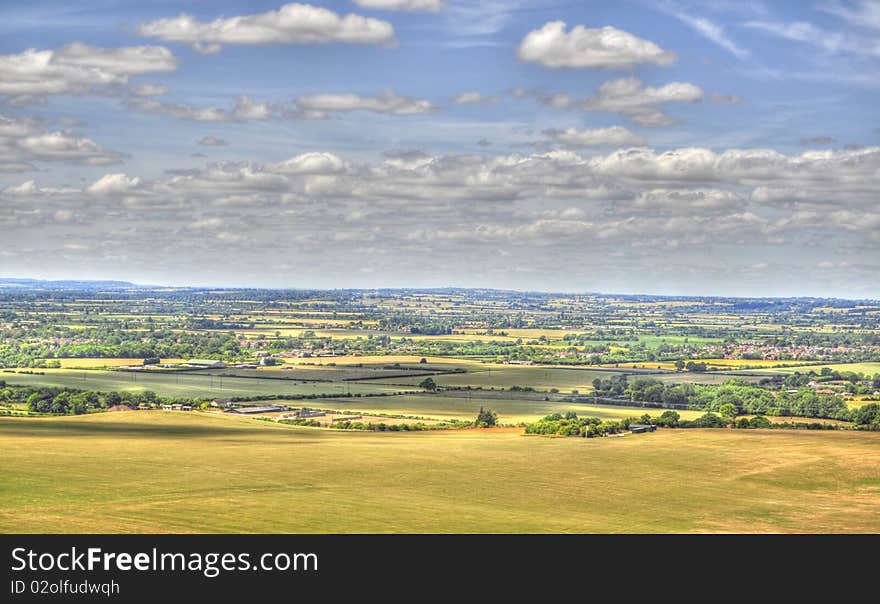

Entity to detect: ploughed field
[1,412,877,534]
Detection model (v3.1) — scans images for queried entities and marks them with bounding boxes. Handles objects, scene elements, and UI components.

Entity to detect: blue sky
[0,1,878,297]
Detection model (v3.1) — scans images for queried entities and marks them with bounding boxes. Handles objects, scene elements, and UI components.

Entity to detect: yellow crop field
[40,358,188,369]
[1,412,878,533]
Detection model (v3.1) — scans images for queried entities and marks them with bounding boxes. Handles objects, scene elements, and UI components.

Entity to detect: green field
[369,365,613,391]
[747,362,880,376]
[0,368,412,398]
[305,393,706,424]
[367,364,754,391]
[1,412,877,533]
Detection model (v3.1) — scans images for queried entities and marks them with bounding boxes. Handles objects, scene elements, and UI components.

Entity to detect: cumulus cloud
[0,114,123,172]
[294,92,436,116]
[232,96,275,120]
[0,44,177,101]
[542,126,646,147]
[581,78,703,126]
[139,3,395,52]
[5,146,877,291]
[266,152,347,174]
[517,21,676,69]
[354,0,443,11]
[452,92,499,105]
[86,173,142,195]
[125,90,434,122]
[197,136,228,146]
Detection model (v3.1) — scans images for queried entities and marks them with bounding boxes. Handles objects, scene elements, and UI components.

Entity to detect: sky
[0,0,878,298]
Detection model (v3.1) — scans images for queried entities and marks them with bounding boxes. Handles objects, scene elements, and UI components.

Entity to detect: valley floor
[1,412,878,533]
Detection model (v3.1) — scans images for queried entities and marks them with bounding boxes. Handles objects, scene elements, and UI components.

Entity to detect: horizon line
[1,276,878,302]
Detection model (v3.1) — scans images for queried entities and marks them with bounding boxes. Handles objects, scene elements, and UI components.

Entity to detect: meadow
[300,393,708,424]
[751,362,880,376]
[1,412,877,533]
[0,368,413,398]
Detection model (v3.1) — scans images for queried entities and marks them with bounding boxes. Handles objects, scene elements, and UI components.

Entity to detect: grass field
[39,358,188,369]
[370,365,616,392]
[750,362,880,376]
[0,368,413,398]
[603,359,824,371]
[0,412,877,533]
[300,393,707,424]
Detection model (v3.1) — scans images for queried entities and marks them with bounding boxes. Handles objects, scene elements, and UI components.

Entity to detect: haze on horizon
[1,1,878,299]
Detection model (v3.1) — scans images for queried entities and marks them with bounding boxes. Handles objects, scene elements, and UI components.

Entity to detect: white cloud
[0,114,123,172]
[709,93,743,105]
[267,152,347,174]
[127,98,230,121]
[581,78,703,126]
[744,20,880,57]
[0,44,177,99]
[452,92,499,105]
[294,92,436,115]
[86,173,142,196]
[542,126,646,147]
[130,84,168,97]
[139,3,395,52]
[232,96,274,120]
[354,0,443,12]
[659,5,749,59]
[517,21,676,69]
[820,0,880,31]
[7,146,878,290]
[56,117,85,128]
[197,136,228,147]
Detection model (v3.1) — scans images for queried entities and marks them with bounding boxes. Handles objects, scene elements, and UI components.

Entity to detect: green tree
[418,377,437,392]
[474,407,498,427]
[719,403,738,424]
[658,409,680,427]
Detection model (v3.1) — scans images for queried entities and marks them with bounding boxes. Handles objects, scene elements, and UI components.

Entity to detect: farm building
[629,424,657,434]
[185,359,227,369]
[226,405,288,415]
[296,409,326,418]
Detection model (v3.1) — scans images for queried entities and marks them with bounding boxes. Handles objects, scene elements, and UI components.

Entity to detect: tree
[750,415,771,429]
[658,409,680,427]
[418,377,437,392]
[419,358,427,364]
[719,403,738,424]
[675,359,685,372]
[474,407,498,427]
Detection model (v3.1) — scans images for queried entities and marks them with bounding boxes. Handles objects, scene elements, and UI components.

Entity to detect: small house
[185,359,227,369]
[629,424,657,434]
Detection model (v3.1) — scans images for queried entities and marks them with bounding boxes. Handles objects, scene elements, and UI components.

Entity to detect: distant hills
[0,278,147,291]
[0,278,875,303]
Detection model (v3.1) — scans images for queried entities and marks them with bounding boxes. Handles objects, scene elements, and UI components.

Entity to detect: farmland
[0,282,878,533]
[0,367,413,399]
[0,412,877,533]
[293,392,708,424]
